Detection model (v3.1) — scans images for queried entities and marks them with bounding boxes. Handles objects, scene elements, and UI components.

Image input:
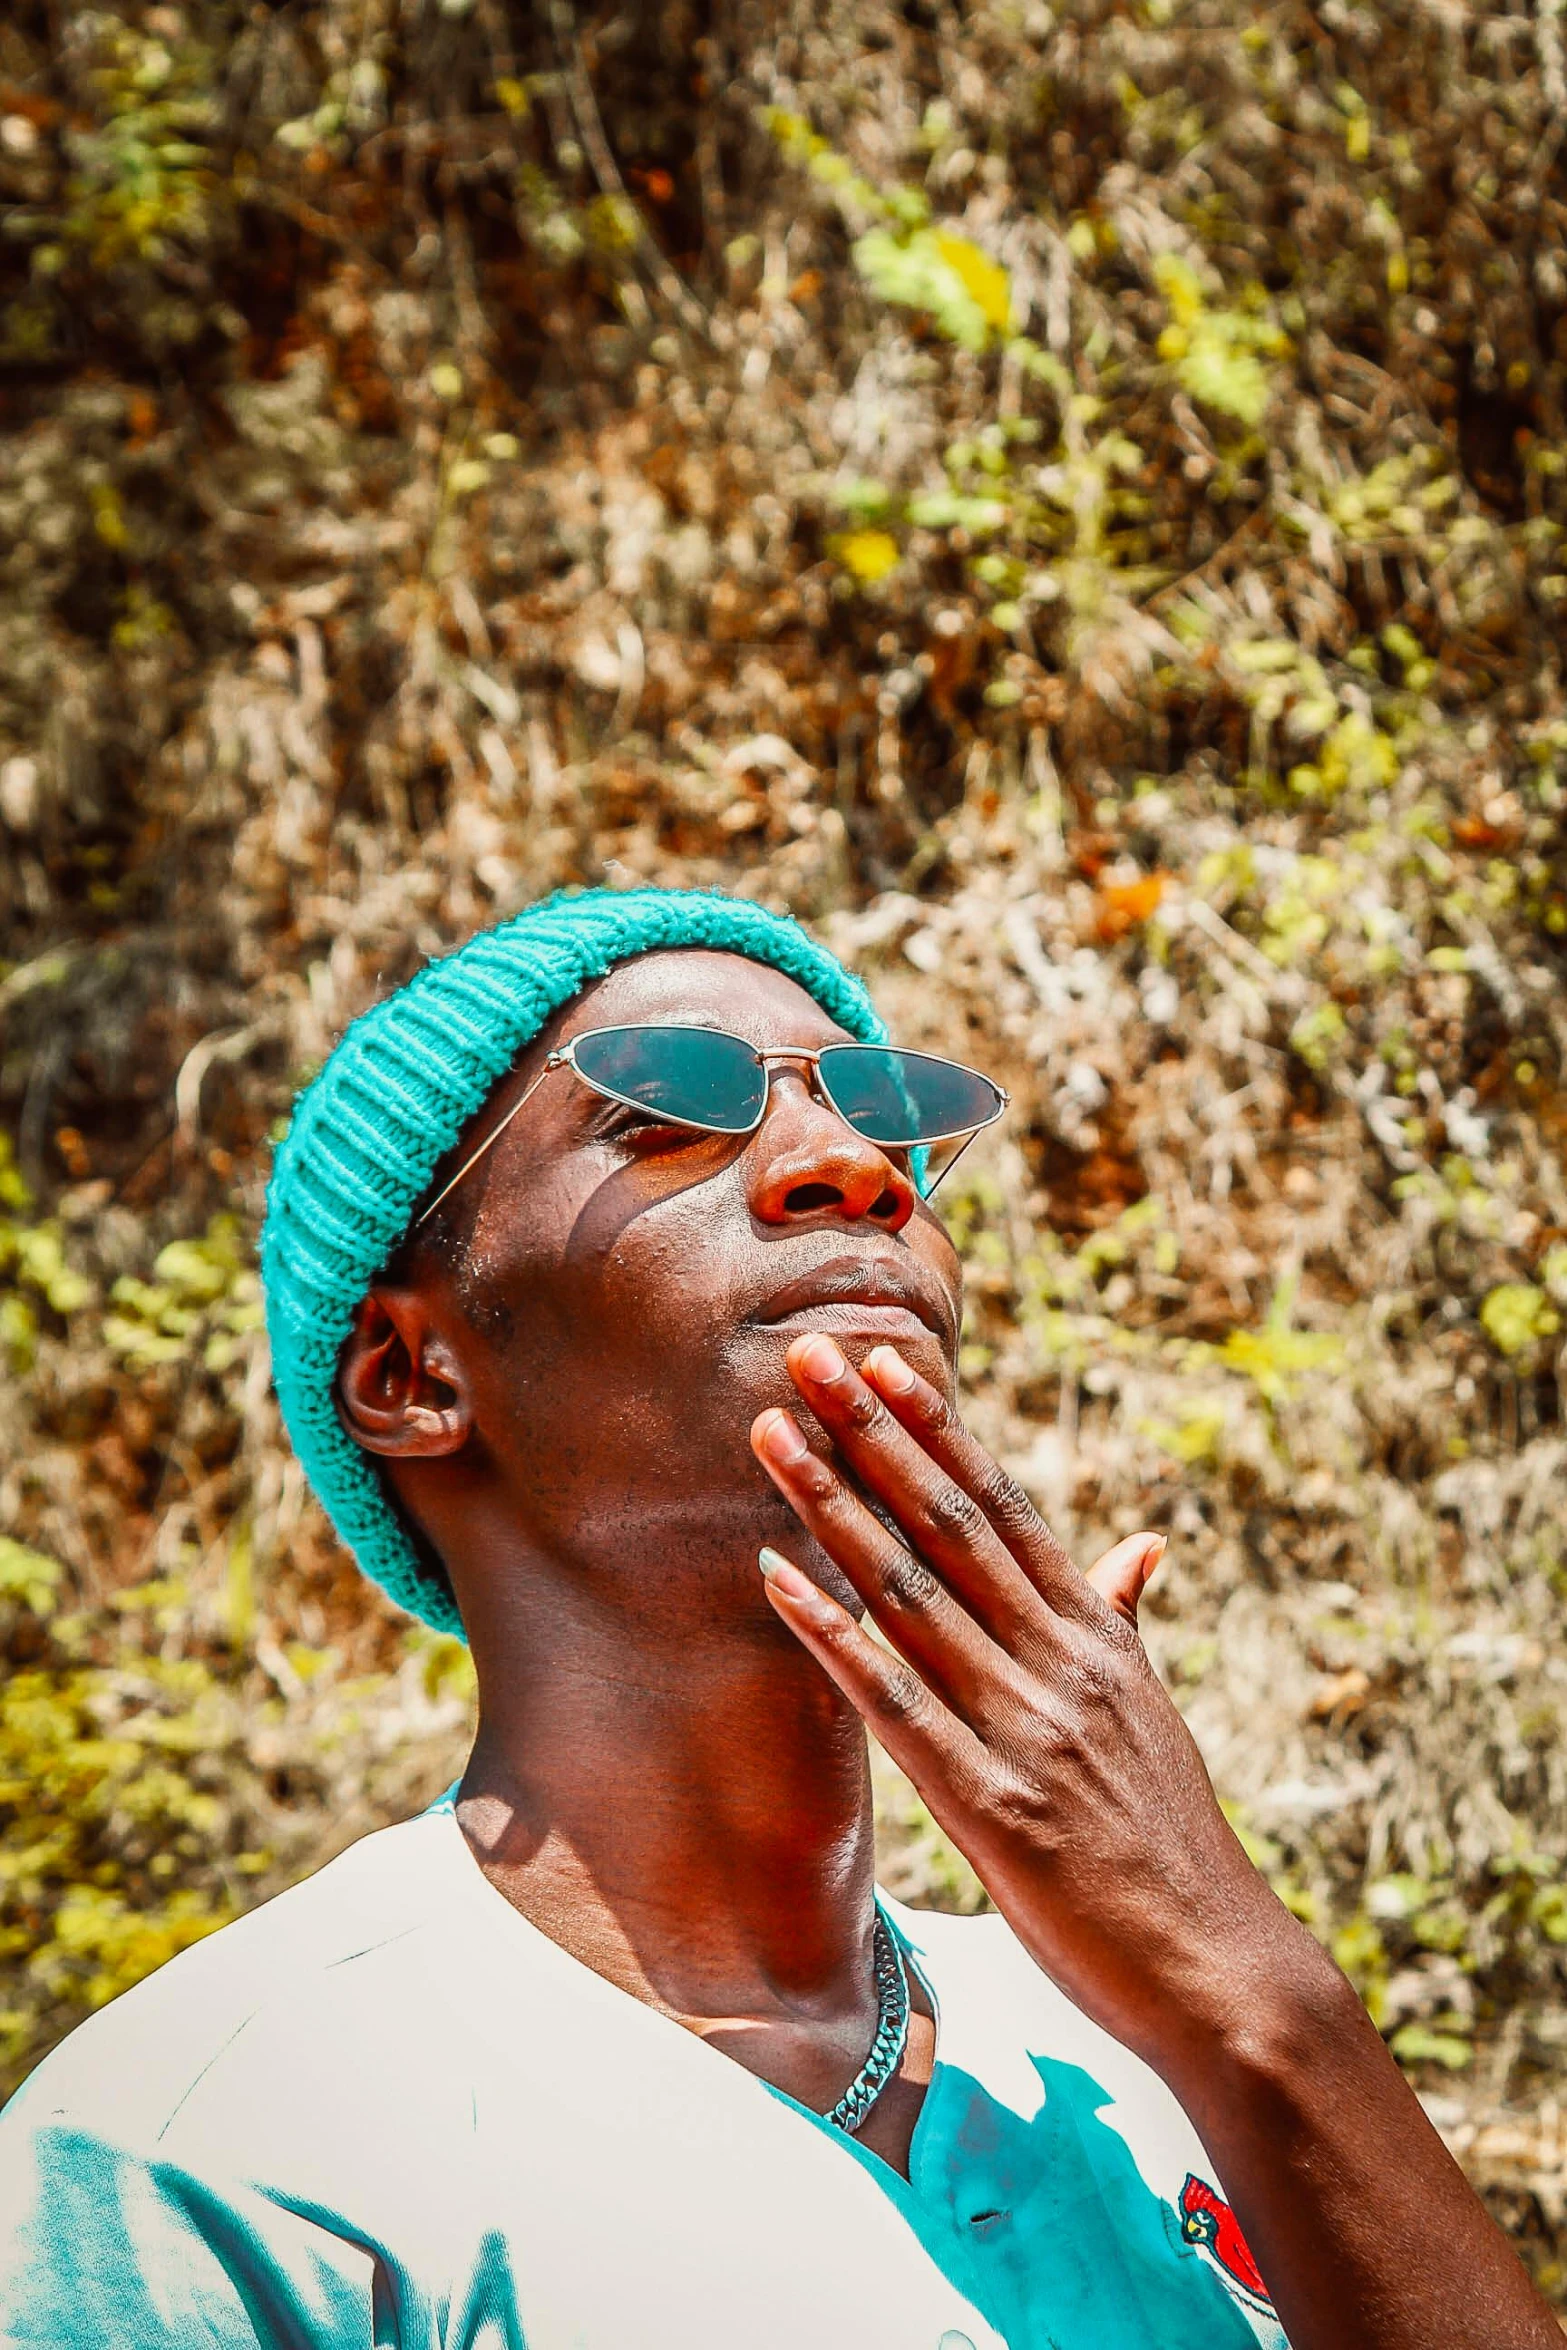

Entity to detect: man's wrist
[1184,1917,1362,2105]
[1156,1904,1373,2119]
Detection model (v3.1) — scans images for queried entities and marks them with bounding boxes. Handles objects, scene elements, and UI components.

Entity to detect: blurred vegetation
[3,0,1567,2302]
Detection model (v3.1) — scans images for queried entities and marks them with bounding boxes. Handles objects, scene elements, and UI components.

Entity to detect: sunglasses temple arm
[918,1125,979,1202]
[413,1056,560,1230]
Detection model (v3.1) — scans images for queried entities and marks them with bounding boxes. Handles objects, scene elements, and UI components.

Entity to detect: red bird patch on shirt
[1179,2174,1271,2304]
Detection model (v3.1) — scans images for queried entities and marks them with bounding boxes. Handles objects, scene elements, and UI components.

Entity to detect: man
[0,885,1556,2348]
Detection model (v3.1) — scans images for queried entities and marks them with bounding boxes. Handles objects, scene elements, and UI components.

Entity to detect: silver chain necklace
[825,1903,911,2137]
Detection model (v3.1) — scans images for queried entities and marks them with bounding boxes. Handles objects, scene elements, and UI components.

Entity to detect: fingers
[750,1403,1017,1722]
[780,1334,1044,1651]
[756,1543,989,1797]
[1084,1532,1166,1626]
[859,1344,1106,1626]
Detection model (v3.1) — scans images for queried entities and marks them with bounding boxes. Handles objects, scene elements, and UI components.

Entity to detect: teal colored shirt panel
[0,2126,370,2349]
[921,2058,1262,2350]
[768,2053,1266,2350]
[0,2122,536,2350]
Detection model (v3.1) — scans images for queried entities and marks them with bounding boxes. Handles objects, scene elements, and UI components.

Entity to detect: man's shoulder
[5,1802,462,2148]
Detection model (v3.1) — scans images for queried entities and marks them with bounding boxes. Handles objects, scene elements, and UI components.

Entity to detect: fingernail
[759,1545,813,1601]
[1142,1534,1168,1577]
[797,1335,847,1385]
[757,1410,808,1465]
[866,1346,916,1395]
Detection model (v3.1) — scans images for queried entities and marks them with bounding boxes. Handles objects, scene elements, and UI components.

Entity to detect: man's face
[364,948,964,1627]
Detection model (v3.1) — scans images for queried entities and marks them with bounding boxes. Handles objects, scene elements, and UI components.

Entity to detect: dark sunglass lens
[820,1046,1003,1146]
[571,1026,766,1133]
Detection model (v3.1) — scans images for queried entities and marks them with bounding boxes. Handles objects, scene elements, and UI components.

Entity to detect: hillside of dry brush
[3,0,1567,2303]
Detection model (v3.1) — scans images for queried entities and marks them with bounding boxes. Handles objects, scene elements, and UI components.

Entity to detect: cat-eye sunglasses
[415,1021,1008,1225]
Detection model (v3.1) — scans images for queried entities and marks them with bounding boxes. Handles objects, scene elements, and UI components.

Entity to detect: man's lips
[748,1255,953,1345]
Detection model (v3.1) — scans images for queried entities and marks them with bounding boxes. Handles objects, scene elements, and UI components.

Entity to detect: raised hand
[748,1332,1301,2076]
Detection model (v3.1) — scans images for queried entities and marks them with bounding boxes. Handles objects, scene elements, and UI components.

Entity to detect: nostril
[783,1182,844,1213]
[780,1180,906,1219]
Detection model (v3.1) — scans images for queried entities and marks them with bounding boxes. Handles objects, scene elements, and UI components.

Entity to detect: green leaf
[1139,1404,1227,1466]
[1152,255,1282,426]
[0,1135,31,1214]
[1289,1001,1348,1071]
[1390,2024,1472,2070]
[13,1226,94,1317]
[827,477,892,517]
[1175,331,1273,426]
[102,1315,189,1366]
[1479,1283,1558,1358]
[0,1296,37,1372]
[905,491,1008,533]
[933,232,1012,333]
[0,1538,63,1618]
[853,226,1010,352]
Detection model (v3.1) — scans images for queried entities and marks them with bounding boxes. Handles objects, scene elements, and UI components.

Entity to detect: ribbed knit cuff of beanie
[259,886,887,1638]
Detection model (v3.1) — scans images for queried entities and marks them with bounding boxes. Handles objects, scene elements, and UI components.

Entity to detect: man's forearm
[752,1337,1560,2344]
[1164,1924,1561,2350]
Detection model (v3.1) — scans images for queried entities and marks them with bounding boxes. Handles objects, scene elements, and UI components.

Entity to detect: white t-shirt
[0,1790,1288,2348]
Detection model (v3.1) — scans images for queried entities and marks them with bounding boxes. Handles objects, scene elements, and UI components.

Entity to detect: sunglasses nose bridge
[751,1049,836,1127]
[753,1046,825,1070]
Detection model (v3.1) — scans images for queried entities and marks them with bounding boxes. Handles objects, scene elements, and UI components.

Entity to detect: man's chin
[731,1316,954,1388]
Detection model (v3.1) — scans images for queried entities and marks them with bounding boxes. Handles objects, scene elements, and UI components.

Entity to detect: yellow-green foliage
[0,1552,234,2080]
[63,20,220,270]
[1479,1282,1560,1361]
[0,1138,94,1372]
[1153,254,1286,427]
[853,224,1015,352]
[103,1215,263,1373]
[1204,1272,1344,1409]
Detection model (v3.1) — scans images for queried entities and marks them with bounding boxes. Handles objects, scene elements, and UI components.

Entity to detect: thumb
[1085,1531,1167,1626]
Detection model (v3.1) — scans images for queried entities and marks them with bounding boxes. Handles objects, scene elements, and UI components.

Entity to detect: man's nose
[746,1069,917,1230]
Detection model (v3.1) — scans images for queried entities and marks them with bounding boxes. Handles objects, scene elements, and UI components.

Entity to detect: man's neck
[455,1628,879,2029]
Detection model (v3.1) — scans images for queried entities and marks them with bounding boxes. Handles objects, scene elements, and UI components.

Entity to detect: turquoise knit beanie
[261,885,887,1636]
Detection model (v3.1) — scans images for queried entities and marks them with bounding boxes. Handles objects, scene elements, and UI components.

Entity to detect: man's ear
[335,1288,474,1459]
